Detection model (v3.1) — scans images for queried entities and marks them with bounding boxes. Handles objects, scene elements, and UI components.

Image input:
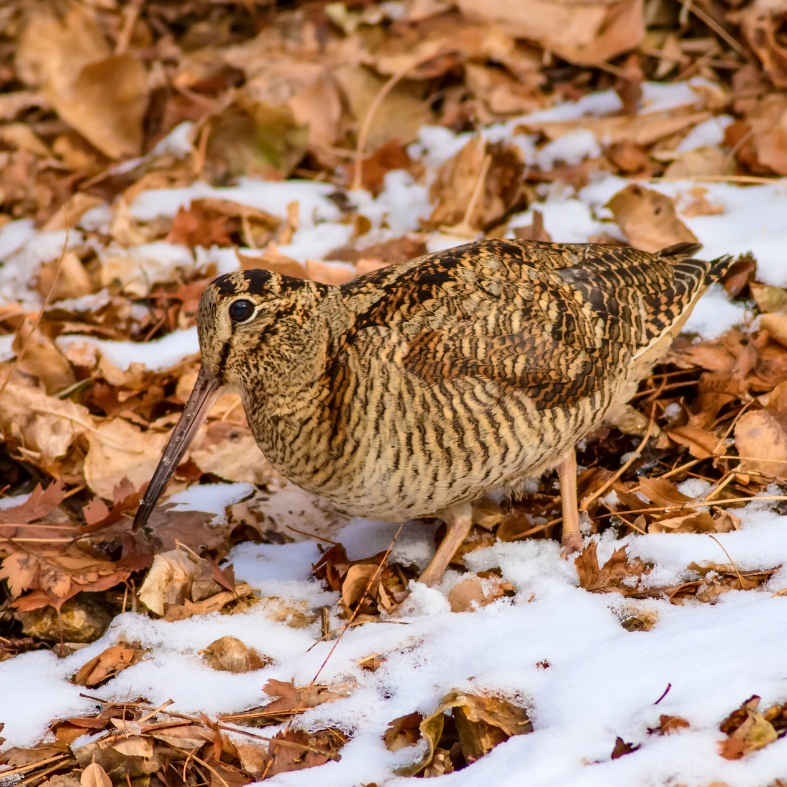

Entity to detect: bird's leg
[418,502,473,587]
[558,449,583,557]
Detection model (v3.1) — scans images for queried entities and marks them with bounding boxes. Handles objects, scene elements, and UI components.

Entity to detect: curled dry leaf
[200,636,274,673]
[0,383,92,470]
[607,184,698,253]
[16,2,148,159]
[734,409,787,480]
[138,549,199,617]
[457,0,643,65]
[83,418,169,499]
[575,542,651,594]
[719,695,779,760]
[447,575,510,613]
[393,691,532,776]
[74,644,141,688]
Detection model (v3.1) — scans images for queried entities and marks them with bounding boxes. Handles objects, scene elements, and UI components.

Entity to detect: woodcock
[133,239,731,585]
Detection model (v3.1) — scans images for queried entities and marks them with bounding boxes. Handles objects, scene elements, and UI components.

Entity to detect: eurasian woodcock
[133,239,731,585]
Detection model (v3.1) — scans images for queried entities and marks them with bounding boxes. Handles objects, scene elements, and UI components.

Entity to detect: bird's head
[132,267,327,531]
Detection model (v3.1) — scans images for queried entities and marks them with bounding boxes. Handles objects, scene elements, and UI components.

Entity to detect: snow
[4,505,787,786]
[0,333,15,363]
[0,229,84,308]
[57,327,199,372]
[4,80,787,787]
[676,115,734,153]
[166,482,255,520]
[536,129,601,170]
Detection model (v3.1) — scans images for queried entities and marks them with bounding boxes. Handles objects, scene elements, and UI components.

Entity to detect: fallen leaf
[262,728,346,778]
[383,712,423,752]
[200,636,273,673]
[751,283,787,314]
[394,691,532,776]
[457,0,643,65]
[16,2,148,159]
[719,695,779,760]
[575,542,651,593]
[447,575,506,612]
[80,762,111,787]
[638,477,694,507]
[735,409,787,480]
[138,549,199,616]
[0,480,65,526]
[84,419,168,499]
[761,313,787,348]
[189,421,274,485]
[74,644,139,688]
[667,425,724,459]
[649,715,690,735]
[610,736,640,759]
[12,321,75,396]
[607,184,698,253]
[649,511,716,534]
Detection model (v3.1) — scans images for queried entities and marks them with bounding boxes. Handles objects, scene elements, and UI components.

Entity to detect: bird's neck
[240,293,349,483]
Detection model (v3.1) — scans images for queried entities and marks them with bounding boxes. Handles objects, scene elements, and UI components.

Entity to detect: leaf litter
[2,0,787,784]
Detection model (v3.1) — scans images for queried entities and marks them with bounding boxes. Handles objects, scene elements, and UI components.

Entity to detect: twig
[678,0,749,59]
[259,524,404,780]
[580,406,656,512]
[352,51,456,191]
[286,524,340,545]
[708,534,748,590]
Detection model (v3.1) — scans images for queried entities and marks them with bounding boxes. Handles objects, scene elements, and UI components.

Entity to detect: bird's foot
[560,532,584,560]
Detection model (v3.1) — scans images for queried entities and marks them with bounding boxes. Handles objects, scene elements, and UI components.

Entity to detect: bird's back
[273,240,729,519]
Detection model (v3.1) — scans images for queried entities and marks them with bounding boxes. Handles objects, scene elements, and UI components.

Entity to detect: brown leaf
[0,552,40,597]
[457,0,643,65]
[80,763,112,787]
[638,477,693,508]
[261,679,350,716]
[17,3,148,159]
[761,313,787,349]
[575,542,651,593]
[611,736,640,759]
[428,138,524,231]
[735,409,787,480]
[719,694,779,760]
[263,728,346,777]
[12,321,75,396]
[649,715,690,735]
[0,480,65,526]
[394,691,532,776]
[607,184,697,253]
[74,644,138,688]
[200,636,273,673]
[649,511,716,534]
[341,563,379,608]
[383,712,423,752]
[667,425,723,459]
[751,283,787,315]
[447,576,506,613]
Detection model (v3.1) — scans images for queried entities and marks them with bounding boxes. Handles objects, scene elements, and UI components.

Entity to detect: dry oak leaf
[457,0,643,66]
[638,477,694,508]
[666,425,724,460]
[16,2,148,159]
[138,548,199,617]
[761,313,787,349]
[735,409,787,480]
[200,636,274,673]
[719,696,779,760]
[12,321,75,396]
[607,184,698,253]
[0,383,92,469]
[263,728,346,778]
[519,109,711,148]
[448,575,507,613]
[575,541,651,594]
[74,644,139,688]
[649,714,690,735]
[261,678,351,716]
[83,418,169,500]
[394,691,532,776]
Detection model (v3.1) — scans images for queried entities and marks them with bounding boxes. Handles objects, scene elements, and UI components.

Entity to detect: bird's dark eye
[229,299,254,323]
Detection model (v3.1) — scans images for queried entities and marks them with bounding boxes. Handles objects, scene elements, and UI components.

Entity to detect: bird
[133,238,731,586]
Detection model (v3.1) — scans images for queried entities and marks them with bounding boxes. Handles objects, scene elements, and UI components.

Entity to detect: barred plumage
[134,239,732,585]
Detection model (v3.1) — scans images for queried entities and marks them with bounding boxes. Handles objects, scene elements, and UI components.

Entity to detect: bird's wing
[342,239,718,410]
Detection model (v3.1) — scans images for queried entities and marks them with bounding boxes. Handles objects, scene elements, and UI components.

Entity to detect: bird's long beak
[132,365,222,531]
